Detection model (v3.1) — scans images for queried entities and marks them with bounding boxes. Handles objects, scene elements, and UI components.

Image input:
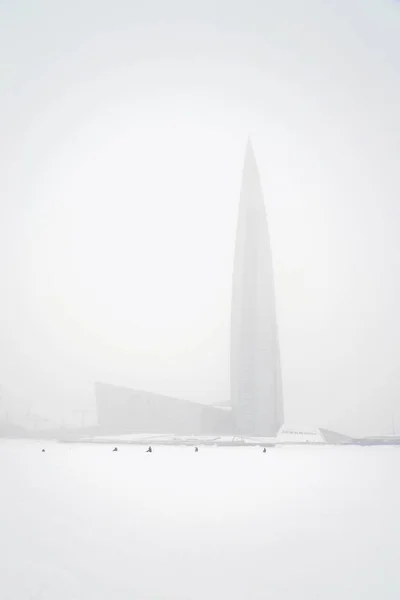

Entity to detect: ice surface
[77,433,276,446]
[0,441,399,599]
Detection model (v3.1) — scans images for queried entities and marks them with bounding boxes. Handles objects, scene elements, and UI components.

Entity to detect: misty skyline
[231,140,283,436]
[1,0,400,435]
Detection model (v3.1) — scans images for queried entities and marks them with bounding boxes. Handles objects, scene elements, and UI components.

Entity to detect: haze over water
[1,0,400,436]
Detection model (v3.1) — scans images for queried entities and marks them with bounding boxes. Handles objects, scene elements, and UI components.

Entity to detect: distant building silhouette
[95,140,283,438]
[95,382,233,435]
[231,141,284,436]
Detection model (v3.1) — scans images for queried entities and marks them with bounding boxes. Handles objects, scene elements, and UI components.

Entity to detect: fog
[1,0,400,435]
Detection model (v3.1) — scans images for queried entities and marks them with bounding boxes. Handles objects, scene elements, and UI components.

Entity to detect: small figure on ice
[263,447,267,453]
[194,446,199,452]
[146,446,153,453]
[112,447,118,452]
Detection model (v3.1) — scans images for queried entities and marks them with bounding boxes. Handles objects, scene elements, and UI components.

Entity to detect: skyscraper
[230,140,284,436]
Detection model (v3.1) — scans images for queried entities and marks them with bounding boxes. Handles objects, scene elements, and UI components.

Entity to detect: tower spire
[230,141,283,436]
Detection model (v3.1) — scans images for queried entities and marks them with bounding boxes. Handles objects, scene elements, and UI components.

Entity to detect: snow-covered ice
[1,440,399,599]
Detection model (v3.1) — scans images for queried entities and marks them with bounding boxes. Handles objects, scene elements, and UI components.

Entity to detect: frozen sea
[1,441,399,600]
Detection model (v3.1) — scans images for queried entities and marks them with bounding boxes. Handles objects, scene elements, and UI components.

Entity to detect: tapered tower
[230,141,283,435]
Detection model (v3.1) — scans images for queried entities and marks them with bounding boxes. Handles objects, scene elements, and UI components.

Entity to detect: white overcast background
[0,0,399,435]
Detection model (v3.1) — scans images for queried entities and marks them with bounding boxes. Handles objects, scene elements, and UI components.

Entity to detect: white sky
[0,0,399,435]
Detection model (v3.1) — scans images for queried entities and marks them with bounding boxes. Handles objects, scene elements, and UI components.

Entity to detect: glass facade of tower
[230,141,284,436]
